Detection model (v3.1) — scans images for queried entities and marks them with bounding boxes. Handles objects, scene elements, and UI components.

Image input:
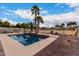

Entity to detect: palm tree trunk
[37,21,39,32]
[35,11,37,33]
[62,27,65,35]
[24,28,26,34]
[75,27,78,36]
[73,25,74,28]
[35,19,37,32]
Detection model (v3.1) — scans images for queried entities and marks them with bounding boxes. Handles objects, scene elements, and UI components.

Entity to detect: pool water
[9,34,48,46]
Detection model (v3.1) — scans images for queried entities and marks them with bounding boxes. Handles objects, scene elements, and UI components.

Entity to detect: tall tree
[67,22,77,28]
[61,23,65,35]
[3,21,11,27]
[36,16,44,32]
[31,5,40,33]
[21,23,27,33]
[72,22,77,28]
[0,20,3,27]
[30,22,34,32]
[15,23,22,28]
[55,24,60,30]
[61,23,65,28]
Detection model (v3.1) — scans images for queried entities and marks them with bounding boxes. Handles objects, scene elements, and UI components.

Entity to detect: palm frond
[36,16,44,23]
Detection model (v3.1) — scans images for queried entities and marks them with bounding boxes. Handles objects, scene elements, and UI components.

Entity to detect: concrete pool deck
[0,33,59,56]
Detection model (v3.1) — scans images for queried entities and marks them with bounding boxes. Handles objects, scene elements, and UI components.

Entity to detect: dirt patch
[35,36,79,56]
[0,41,5,56]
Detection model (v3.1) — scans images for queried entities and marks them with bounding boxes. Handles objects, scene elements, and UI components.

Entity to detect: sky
[0,3,79,27]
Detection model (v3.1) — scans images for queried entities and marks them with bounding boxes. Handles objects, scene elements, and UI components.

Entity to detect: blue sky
[0,3,75,14]
[0,3,79,27]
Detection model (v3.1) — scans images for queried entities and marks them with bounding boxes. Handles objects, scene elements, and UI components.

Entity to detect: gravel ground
[0,41,5,56]
[35,36,79,56]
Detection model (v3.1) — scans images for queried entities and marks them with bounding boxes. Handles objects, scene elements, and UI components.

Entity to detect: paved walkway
[0,33,58,56]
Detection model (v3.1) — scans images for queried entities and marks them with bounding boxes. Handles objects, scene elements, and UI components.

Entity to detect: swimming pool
[8,33,49,46]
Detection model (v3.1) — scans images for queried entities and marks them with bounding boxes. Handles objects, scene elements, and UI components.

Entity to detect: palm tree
[61,23,65,35]
[61,23,65,28]
[67,22,77,28]
[55,24,60,30]
[30,22,33,32]
[31,5,40,33]
[36,16,44,32]
[72,22,77,28]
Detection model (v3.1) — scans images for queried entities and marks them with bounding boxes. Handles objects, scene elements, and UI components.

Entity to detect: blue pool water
[9,34,49,46]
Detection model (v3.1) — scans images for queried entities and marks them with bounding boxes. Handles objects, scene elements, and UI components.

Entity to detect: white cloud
[13,6,79,27]
[14,9,48,22]
[40,7,43,10]
[41,10,48,14]
[55,3,61,7]
[1,18,17,25]
[55,3,79,8]
[39,3,79,27]
[0,5,14,13]
[14,9,34,20]
[66,3,79,8]
[0,5,6,9]
[40,10,79,27]
[1,4,79,27]
[55,3,64,8]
